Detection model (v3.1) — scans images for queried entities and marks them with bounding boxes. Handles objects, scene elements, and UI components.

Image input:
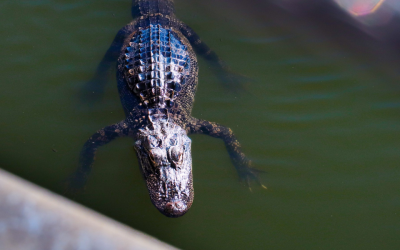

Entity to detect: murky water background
[1,0,400,249]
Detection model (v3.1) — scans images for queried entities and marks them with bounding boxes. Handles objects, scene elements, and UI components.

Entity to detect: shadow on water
[1,0,400,249]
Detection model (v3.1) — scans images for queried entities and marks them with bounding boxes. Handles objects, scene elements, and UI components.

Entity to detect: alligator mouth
[145,175,193,218]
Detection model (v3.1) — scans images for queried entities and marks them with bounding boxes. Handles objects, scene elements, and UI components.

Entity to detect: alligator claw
[238,160,267,191]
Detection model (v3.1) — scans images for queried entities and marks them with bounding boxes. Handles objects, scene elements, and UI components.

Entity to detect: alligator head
[134,120,193,217]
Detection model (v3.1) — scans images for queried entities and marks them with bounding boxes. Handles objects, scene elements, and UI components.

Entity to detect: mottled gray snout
[135,122,193,218]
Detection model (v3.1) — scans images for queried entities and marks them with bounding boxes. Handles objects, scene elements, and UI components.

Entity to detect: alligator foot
[238,161,267,191]
[216,68,253,94]
[63,170,88,196]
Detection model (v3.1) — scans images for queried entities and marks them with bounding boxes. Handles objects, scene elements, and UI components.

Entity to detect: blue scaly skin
[68,0,265,218]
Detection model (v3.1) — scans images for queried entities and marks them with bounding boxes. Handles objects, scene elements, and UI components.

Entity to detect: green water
[1,0,400,249]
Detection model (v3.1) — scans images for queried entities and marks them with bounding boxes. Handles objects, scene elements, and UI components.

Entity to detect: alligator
[68,0,265,218]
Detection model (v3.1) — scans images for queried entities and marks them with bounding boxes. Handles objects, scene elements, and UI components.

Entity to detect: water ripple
[292,74,344,83]
[238,36,290,44]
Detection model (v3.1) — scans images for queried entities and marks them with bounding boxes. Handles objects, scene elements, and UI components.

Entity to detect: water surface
[1,0,400,249]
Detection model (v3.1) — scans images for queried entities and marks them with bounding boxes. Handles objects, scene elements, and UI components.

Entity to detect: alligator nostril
[166,202,175,210]
[165,201,185,215]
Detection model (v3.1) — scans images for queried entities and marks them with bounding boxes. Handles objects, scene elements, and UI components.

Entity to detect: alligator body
[69,0,264,218]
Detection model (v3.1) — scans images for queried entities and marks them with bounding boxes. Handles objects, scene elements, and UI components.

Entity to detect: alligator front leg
[188,118,266,190]
[66,120,133,193]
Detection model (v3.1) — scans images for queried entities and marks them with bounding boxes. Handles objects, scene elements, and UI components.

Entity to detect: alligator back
[118,0,198,120]
[123,24,191,109]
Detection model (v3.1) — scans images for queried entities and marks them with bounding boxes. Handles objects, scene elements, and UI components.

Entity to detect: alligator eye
[145,136,159,149]
[148,151,156,164]
[147,148,165,166]
[169,146,183,166]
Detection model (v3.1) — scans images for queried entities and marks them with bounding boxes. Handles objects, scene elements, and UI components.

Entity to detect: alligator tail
[131,0,175,17]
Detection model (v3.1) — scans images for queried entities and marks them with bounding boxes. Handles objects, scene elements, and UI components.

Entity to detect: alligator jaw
[145,173,193,217]
[134,121,193,217]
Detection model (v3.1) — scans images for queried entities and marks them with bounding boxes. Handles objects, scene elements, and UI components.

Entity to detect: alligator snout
[164,200,187,217]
